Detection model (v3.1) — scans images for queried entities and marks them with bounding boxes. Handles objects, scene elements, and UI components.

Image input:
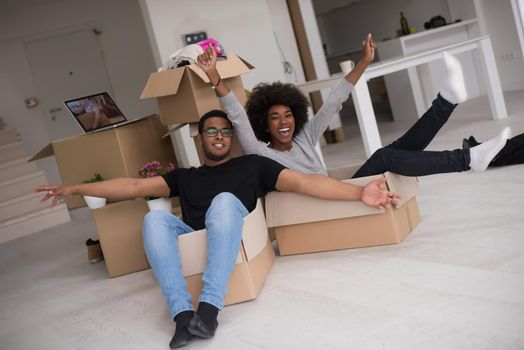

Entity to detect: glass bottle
[400,11,410,36]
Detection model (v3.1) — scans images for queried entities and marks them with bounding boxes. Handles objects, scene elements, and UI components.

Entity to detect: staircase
[0,128,70,244]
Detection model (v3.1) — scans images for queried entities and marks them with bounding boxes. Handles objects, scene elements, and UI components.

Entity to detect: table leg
[351,78,383,157]
[407,66,427,117]
[478,37,508,120]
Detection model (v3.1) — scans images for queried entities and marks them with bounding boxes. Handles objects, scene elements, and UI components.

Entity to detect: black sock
[171,310,194,347]
[196,302,219,328]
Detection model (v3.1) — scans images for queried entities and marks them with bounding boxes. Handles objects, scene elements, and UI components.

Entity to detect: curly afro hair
[245,82,310,143]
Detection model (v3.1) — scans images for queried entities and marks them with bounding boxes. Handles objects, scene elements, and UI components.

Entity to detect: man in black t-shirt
[36,110,400,349]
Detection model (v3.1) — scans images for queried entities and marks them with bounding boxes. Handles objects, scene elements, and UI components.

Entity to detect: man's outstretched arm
[35,176,170,209]
[275,169,400,209]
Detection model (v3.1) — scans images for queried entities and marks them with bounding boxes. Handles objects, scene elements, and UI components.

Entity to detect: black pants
[353,94,470,178]
[490,133,524,167]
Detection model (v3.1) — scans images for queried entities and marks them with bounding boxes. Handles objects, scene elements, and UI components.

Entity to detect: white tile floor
[1,92,524,350]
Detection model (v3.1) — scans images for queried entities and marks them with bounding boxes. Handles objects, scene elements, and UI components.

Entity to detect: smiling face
[266,104,295,151]
[199,116,234,165]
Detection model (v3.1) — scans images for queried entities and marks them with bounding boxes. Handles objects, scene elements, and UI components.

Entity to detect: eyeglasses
[202,127,234,138]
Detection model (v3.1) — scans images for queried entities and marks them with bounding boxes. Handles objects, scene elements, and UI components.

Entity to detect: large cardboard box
[92,198,275,307]
[265,165,420,256]
[29,115,176,209]
[140,54,253,125]
[179,199,275,307]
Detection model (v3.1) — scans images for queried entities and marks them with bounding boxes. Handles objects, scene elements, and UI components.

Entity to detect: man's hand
[361,33,376,64]
[361,177,401,209]
[35,184,72,209]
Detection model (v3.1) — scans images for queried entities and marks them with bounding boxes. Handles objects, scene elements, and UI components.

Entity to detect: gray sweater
[219,78,354,175]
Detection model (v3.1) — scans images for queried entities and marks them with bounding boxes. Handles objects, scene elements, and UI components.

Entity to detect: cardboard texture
[92,198,274,306]
[91,197,179,277]
[91,198,151,277]
[29,115,176,209]
[188,123,244,164]
[141,53,253,125]
[265,166,420,256]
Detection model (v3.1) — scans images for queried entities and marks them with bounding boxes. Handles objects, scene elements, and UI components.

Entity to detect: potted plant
[82,173,107,209]
[139,161,175,212]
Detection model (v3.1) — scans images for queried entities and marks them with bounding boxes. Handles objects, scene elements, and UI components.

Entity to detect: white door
[25,29,113,141]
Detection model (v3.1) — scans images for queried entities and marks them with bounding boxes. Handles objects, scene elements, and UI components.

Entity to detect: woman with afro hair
[197,34,510,178]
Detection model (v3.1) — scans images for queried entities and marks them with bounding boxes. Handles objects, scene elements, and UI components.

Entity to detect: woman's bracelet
[211,76,221,89]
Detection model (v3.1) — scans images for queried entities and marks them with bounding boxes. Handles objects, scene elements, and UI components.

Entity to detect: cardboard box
[29,115,176,209]
[179,199,275,307]
[91,198,152,277]
[92,198,275,306]
[140,54,253,125]
[265,165,420,256]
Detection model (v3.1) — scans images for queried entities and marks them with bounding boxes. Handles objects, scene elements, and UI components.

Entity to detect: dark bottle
[400,11,410,36]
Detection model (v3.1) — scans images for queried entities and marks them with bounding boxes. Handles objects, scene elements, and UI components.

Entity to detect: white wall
[315,0,452,57]
[139,0,300,89]
[0,0,157,183]
[266,0,306,84]
[479,0,524,91]
[448,0,524,91]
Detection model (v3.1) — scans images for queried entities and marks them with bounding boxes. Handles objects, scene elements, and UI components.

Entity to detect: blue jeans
[142,192,248,319]
[353,94,471,178]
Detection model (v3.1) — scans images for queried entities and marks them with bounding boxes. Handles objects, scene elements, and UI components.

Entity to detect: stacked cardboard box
[29,115,176,209]
[140,53,253,126]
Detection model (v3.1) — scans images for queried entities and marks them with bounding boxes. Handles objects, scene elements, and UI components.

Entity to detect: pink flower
[139,161,176,178]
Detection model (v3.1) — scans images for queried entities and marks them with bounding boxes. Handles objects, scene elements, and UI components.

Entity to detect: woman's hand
[196,46,228,95]
[361,33,376,64]
[345,33,377,85]
[197,46,218,74]
[360,177,401,209]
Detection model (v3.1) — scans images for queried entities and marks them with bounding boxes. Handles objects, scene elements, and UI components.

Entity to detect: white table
[296,36,507,157]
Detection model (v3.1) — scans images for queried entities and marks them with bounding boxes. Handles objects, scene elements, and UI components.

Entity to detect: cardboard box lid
[178,199,268,277]
[384,172,419,207]
[28,132,91,162]
[28,115,158,162]
[327,164,362,181]
[28,143,54,162]
[140,53,253,99]
[265,173,419,228]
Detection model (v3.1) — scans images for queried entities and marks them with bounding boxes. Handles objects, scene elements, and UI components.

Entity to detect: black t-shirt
[162,155,286,230]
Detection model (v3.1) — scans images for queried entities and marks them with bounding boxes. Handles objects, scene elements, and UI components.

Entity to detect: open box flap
[240,199,268,261]
[384,172,419,207]
[327,163,362,180]
[28,143,54,162]
[179,199,267,277]
[186,53,254,83]
[140,68,185,99]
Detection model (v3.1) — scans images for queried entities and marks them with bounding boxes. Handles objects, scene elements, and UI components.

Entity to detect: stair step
[0,171,47,202]
[0,129,19,147]
[0,141,27,164]
[0,158,38,183]
[0,204,71,244]
[0,192,52,222]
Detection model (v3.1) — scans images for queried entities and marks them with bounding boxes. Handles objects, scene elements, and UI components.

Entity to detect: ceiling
[0,0,62,13]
